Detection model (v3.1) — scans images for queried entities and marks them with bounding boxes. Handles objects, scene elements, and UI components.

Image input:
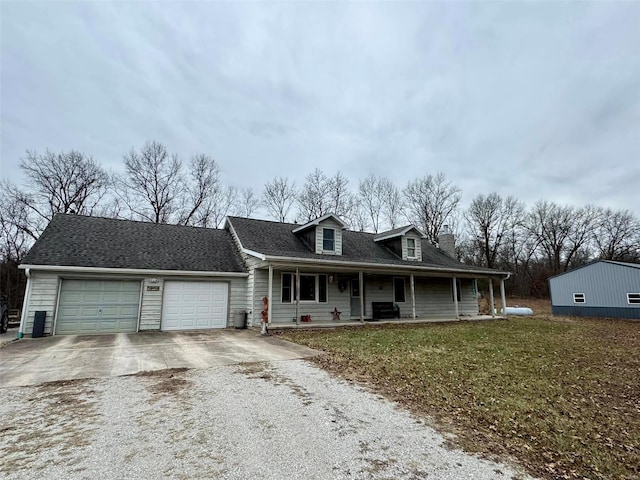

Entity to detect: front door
[350,277,365,317]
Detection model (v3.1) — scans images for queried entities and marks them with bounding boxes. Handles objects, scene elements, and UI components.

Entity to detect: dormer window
[407,238,416,258]
[323,228,335,251]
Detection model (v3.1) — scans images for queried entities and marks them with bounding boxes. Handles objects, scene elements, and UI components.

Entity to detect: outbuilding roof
[22,214,246,273]
[227,216,503,276]
[548,259,640,279]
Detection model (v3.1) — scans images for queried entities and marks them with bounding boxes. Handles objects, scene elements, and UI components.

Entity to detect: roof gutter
[261,255,510,277]
[18,264,249,277]
[242,248,266,261]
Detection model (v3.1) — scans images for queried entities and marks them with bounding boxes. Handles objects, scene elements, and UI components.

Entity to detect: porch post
[500,277,507,317]
[489,278,495,318]
[267,264,273,324]
[359,270,364,323]
[295,267,300,325]
[452,276,459,319]
[410,274,416,319]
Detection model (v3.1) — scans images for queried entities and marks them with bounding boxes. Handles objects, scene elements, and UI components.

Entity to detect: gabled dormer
[374,225,426,261]
[292,214,347,255]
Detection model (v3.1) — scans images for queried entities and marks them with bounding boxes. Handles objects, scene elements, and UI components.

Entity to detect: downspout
[17,268,31,339]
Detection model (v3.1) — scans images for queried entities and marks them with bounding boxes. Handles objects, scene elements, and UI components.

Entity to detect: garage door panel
[56,280,141,335]
[161,281,228,331]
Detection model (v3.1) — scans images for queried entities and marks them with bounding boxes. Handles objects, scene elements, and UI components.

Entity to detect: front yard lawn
[279,317,639,480]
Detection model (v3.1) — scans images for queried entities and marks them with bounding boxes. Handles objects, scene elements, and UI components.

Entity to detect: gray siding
[256,270,479,324]
[21,270,247,335]
[22,271,60,335]
[315,219,343,255]
[549,262,640,315]
[140,278,163,330]
[402,234,422,261]
[226,277,247,327]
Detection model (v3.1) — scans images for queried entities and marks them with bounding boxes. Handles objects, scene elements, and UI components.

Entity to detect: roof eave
[373,225,427,242]
[18,264,249,277]
[260,255,508,277]
[292,213,348,233]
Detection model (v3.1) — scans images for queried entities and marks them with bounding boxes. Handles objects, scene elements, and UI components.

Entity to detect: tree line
[1,141,639,307]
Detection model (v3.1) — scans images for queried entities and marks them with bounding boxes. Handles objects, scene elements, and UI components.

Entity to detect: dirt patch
[0,378,100,475]
[237,362,314,406]
[137,368,191,396]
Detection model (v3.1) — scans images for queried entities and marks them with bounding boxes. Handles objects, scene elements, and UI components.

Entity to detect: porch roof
[227,217,507,277]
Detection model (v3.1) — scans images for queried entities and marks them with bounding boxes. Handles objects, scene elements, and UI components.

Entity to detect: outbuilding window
[573,293,585,303]
[627,293,640,304]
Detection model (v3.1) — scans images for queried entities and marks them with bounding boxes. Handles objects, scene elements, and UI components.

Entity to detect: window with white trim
[573,293,585,303]
[281,273,327,303]
[322,228,335,251]
[627,293,640,304]
[393,277,406,303]
[406,238,416,258]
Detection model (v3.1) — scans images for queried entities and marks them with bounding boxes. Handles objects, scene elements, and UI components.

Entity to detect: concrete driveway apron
[0,330,319,387]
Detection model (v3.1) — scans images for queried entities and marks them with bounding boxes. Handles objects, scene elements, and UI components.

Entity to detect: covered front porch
[267,314,504,330]
[252,261,509,327]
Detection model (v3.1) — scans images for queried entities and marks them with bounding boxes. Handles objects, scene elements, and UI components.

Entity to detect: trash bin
[234,310,247,329]
[33,311,46,338]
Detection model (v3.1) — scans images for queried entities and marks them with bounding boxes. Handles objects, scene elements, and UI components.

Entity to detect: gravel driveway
[0,359,532,480]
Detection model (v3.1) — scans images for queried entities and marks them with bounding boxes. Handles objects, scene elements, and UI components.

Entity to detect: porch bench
[371,302,400,320]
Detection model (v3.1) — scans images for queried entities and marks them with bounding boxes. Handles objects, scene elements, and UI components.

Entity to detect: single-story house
[18,213,510,336]
[549,260,640,319]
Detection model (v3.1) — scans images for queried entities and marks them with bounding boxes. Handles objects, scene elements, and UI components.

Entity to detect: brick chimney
[438,225,456,258]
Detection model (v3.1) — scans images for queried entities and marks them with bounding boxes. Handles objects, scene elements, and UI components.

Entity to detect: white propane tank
[502,307,534,316]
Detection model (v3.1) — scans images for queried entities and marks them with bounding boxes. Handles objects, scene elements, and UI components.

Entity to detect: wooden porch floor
[268,315,504,330]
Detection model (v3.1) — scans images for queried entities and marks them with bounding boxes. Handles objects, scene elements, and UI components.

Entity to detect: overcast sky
[2,1,639,218]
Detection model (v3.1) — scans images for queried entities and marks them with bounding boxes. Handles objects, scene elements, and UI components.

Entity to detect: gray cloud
[1,1,638,216]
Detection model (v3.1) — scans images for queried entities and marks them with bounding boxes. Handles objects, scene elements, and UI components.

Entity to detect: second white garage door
[161,281,228,330]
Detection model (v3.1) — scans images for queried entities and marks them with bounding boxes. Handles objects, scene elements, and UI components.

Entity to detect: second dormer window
[323,228,335,251]
[407,238,416,258]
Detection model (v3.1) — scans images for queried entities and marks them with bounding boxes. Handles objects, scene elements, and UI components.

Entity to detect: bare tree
[262,177,297,222]
[350,200,371,232]
[358,174,383,233]
[21,149,110,219]
[4,150,110,240]
[297,169,331,221]
[464,193,525,268]
[526,201,598,274]
[403,173,461,244]
[178,154,221,226]
[593,208,640,261]
[380,178,403,230]
[0,186,32,262]
[208,186,238,228]
[297,169,355,223]
[234,188,260,218]
[116,141,183,223]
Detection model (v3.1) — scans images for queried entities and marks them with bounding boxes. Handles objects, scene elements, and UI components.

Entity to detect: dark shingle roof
[22,214,246,273]
[373,225,425,241]
[227,216,500,275]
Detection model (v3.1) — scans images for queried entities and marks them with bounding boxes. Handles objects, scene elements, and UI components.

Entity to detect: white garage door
[161,281,228,330]
[56,280,141,335]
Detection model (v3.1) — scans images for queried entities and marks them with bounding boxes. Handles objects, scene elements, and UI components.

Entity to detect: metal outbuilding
[548,260,640,319]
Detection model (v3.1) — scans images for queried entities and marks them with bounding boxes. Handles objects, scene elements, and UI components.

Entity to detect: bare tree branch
[263,177,297,222]
[403,173,461,244]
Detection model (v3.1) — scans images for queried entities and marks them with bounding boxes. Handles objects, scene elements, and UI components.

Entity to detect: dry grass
[279,313,640,480]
